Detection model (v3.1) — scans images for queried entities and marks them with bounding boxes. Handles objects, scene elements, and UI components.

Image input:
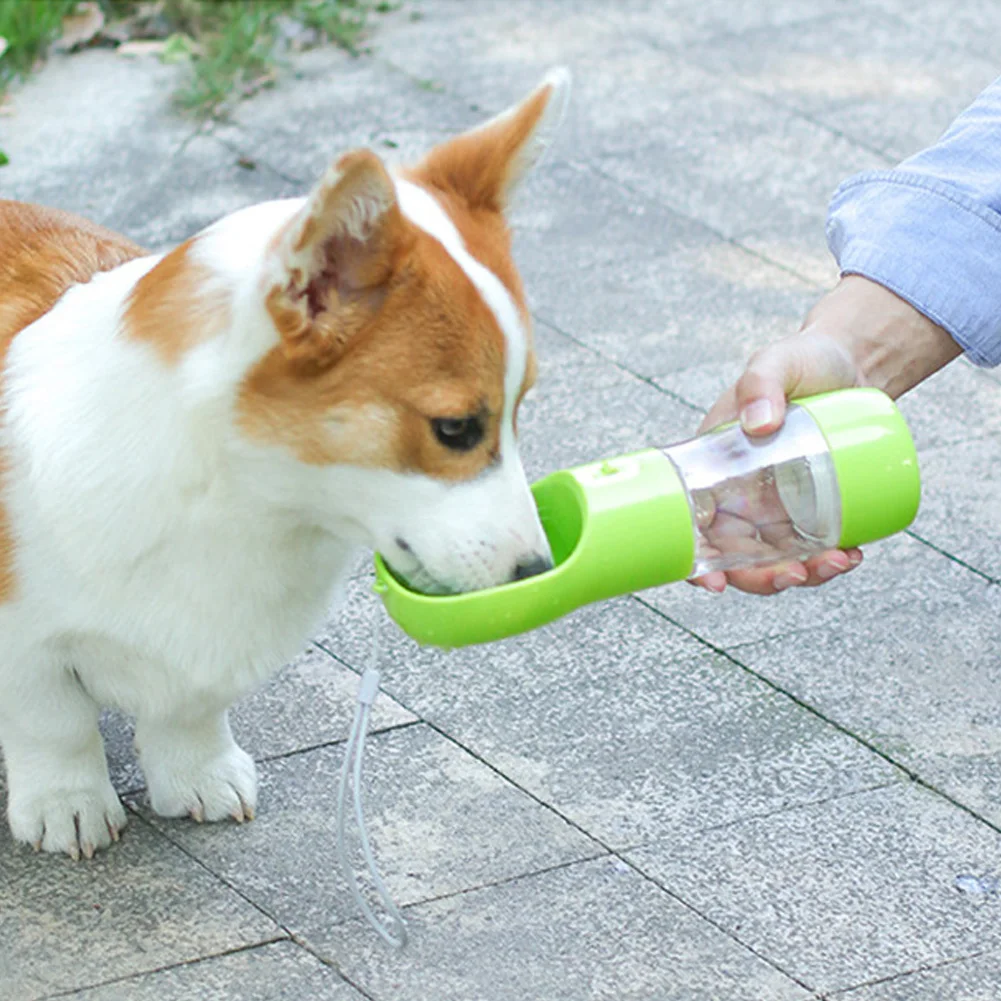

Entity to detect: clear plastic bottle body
[663,405,842,577]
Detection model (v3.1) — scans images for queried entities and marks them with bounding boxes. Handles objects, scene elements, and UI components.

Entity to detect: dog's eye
[431,416,484,452]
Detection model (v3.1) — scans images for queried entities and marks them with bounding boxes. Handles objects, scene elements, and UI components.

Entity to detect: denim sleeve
[826,76,1001,367]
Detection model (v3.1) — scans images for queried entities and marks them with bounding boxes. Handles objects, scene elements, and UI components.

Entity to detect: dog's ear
[265,150,411,369]
[410,67,571,212]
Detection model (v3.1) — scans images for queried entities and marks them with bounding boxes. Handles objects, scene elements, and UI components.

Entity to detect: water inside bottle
[664,406,842,577]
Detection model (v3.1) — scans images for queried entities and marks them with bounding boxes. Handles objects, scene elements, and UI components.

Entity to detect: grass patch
[0,0,80,88]
[167,0,376,118]
[0,0,381,122]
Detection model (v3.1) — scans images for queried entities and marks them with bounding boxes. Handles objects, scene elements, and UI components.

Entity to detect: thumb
[733,329,861,436]
[733,339,803,436]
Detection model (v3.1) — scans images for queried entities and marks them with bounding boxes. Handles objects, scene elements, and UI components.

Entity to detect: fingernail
[774,571,807,591]
[817,562,841,580]
[847,551,863,567]
[741,399,774,432]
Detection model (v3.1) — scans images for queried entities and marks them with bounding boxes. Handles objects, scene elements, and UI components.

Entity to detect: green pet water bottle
[374,387,920,647]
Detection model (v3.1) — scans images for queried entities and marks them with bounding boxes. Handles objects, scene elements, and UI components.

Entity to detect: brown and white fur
[0,70,569,858]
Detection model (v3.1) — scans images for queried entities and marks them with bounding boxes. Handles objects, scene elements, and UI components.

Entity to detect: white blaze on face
[383,178,549,590]
[394,179,526,431]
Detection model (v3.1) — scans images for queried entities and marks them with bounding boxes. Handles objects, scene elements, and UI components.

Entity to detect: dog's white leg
[136,708,257,823]
[0,659,127,858]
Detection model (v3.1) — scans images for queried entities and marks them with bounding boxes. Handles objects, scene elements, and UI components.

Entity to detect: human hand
[693,274,961,596]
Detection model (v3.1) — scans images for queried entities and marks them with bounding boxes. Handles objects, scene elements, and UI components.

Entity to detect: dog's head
[226,70,569,593]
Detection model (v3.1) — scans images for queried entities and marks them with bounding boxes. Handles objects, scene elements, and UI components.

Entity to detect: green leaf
[0,150,9,167]
[161,32,197,65]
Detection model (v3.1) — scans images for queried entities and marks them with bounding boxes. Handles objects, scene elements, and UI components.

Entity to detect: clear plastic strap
[335,613,408,948]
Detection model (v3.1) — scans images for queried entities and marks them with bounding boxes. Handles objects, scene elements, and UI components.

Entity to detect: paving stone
[518,323,701,479]
[738,226,840,288]
[230,645,416,760]
[593,82,884,246]
[910,436,1001,583]
[111,132,300,251]
[511,161,818,379]
[898,363,1001,453]
[679,7,997,162]
[0,795,281,1001]
[0,50,292,251]
[597,0,858,46]
[133,724,599,936]
[873,0,1001,64]
[63,941,363,1001]
[833,948,1001,999]
[627,783,1001,995]
[100,645,415,799]
[644,528,986,650]
[320,856,812,1001]
[731,583,1001,830]
[0,50,189,209]
[370,0,716,156]
[215,46,476,186]
[321,583,899,848]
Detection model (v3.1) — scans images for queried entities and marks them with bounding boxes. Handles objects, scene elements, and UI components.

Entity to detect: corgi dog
[0,69,569,859]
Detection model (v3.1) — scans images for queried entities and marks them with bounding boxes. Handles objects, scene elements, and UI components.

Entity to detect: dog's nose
[511,554,554,582]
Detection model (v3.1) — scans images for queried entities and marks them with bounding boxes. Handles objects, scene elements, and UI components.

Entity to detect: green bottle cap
[795,387,920,549]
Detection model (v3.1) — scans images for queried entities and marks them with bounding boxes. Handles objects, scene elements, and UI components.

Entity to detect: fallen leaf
[56,2,105,52]
[116,39,168,58]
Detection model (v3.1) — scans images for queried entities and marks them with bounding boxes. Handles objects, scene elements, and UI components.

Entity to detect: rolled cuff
[827,170,1001,367]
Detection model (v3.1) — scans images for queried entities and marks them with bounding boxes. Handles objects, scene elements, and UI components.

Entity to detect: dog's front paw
[143,741,258,824]
[8,779,127,860]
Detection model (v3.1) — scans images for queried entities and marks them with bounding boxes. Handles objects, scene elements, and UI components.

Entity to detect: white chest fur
[0,257,354,716]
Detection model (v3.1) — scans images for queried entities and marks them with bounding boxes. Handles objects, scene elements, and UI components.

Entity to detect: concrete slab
[320,856,812,1001]
[833,948,1001,999]
[596,0,860,46]
[738,225,840,289]
[100,645,416,799]
[593,82,884,244]
[61,941,364,1001]
[911,436,1001,583]
[230,644,417,760]
[370,0,717,156]
[214,45,477,186]
[511,161,819,379]
[732,583,1001,830]
[643,529,986,650]
[132,724,600,936]
[320,582,900,849]
[0,798,281,1001]
[873,0,1001,64]
[518,323,701,479]
[677,7,998,161]
[628,783,1001,995]
[0,50,294,251]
